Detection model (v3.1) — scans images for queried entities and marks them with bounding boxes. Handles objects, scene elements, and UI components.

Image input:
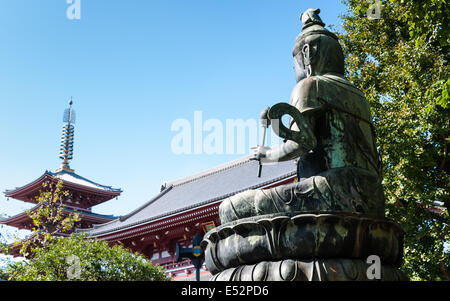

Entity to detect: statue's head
[293,8,345,82]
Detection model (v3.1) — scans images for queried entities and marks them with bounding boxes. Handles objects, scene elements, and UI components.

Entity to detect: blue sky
[0,0,347,242]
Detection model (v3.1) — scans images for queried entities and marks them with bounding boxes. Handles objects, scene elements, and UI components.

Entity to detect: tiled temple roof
[79,156,297,237]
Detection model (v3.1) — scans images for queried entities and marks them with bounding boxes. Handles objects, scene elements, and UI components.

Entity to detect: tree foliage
[18,181,81,257]
[338,0,449,280]
[7,234,168,281]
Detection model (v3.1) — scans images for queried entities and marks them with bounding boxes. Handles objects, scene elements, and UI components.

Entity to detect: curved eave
[0,211,34,228]
[4,171,122,204]
[1,207,116,229]
[4,173,52,202]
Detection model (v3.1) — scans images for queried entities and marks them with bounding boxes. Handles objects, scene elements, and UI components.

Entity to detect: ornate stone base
[202,212,407,281]
[210,258,408,281]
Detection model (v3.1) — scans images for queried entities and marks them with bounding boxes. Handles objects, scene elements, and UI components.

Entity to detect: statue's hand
[260,107,271,128]
[250,145,271,161]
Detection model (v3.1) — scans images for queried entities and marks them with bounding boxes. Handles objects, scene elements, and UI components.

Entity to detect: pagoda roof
[4,170,122,203]
[0,205,117,229]
[53,170,122,193]
[79,156,297,237]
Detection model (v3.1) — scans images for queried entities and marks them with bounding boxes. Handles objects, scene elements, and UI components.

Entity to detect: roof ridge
[167,155,253,187]
[118,184,174,223]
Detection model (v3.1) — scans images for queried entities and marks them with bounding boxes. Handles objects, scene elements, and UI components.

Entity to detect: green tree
[337,0,449,280]
[18,180,81,257]
[7,234,168,281]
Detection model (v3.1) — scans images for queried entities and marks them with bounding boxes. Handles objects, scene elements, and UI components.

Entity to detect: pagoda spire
[56,98,76,173]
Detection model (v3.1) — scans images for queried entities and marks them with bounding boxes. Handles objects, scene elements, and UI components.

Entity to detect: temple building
[78,156,297,280]
[1,101,122,255]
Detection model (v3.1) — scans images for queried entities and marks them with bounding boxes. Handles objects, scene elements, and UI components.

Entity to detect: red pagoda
[1,101,122,255]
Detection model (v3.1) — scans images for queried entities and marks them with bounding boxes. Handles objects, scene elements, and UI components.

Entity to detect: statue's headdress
[293,8,339,57]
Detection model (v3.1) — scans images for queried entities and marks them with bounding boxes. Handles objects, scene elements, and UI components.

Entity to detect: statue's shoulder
[290,77,322,114]
[291,74,372,122]
[315,74,372,122]
[315,74,365,97]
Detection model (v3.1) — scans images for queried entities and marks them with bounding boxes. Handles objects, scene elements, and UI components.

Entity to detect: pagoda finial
[56,98,76,173]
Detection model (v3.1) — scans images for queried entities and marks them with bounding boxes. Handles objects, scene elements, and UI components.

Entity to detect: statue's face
[293,54,307,83]
[293,36,319,82]
[293,34,345,80]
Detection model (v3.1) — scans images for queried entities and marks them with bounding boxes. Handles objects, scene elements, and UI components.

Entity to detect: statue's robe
[260,73,385,216]
[220,74,386,223]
